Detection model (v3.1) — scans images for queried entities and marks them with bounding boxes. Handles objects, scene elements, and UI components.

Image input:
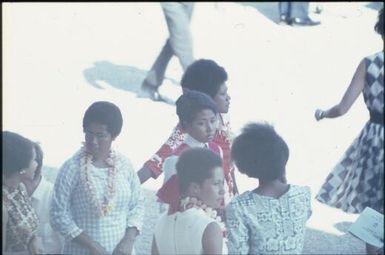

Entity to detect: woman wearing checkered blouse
[50,101,145,255]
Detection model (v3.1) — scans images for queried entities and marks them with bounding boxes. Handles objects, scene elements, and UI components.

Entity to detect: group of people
[2,6,383,255]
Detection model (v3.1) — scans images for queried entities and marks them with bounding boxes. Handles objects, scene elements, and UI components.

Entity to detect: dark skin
[253,172,289,199]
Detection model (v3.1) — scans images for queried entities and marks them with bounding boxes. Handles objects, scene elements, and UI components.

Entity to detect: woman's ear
[187,182,200,197]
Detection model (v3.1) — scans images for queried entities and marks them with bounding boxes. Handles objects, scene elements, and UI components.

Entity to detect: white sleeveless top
[154,207,227,254]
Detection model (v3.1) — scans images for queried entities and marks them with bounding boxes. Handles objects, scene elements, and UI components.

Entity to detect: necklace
[179,196,227,238]
[79,146,117,217]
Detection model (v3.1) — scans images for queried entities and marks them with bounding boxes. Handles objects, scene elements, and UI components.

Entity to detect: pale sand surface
[4,2,383,254]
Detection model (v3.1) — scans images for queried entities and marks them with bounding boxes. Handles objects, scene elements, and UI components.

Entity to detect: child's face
[197,166,225,209]
[185,109,218,143]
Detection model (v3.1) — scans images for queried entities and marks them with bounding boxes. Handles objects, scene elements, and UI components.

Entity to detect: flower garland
[79,146,117,217]
[179,196,227,239]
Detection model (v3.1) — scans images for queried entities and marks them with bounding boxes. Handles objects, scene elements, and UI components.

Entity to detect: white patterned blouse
[50,149,145,255]
[225,185,311,255]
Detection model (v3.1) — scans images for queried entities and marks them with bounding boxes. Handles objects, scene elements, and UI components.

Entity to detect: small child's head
[176,91,218,143]
[176,148,224,209]
[231,122,289,181]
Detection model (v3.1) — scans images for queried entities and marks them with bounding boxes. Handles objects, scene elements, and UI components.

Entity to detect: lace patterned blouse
[225,185,312,254]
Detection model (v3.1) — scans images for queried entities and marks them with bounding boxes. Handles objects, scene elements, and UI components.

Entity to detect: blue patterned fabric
[225,185,311,254]
[50,150,144,255]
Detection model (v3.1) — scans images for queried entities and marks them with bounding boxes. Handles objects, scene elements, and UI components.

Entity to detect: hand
[315,109,324,121]
[112,237,135,255]
[27,235,43,255]
[88,241,108,255]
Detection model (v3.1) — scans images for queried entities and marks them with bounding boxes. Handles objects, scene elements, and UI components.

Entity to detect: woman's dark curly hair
[231,122,289,181]
[82,101,123,138]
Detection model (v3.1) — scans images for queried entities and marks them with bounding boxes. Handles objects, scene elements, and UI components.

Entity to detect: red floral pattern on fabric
[157,142,222,214]
[143,115,235,194]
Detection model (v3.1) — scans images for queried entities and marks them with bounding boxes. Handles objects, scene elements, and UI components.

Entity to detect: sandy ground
[3,2,383,254]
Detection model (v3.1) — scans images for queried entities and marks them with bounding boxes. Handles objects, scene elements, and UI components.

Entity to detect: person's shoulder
[114,150,130,161]
[60,150,82,168]
[154,212,175,230]
[164,154,179,164]
[227,191,254,206]
[172,143,189,156]
[56,150,82,178]
[114,151,135,171]
[365,51,384,62]
[289,184,311,196]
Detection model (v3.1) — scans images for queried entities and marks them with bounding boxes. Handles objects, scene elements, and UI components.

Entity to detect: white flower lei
[79,146,117,217]
[180,196,227,238]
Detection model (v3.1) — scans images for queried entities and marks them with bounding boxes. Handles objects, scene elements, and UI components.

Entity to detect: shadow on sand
[83,60,178,105]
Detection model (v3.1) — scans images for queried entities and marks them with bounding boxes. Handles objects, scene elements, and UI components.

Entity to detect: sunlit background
[3,2,383,254]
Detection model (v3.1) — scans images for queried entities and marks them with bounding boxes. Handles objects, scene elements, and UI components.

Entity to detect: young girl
[152,148,227,254]
[156,90,227,213]
[226,123,312,254]
[138,59,238,196]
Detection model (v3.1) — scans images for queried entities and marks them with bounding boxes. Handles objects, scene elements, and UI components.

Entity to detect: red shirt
[143,114,235,194]
[156,140,222,214]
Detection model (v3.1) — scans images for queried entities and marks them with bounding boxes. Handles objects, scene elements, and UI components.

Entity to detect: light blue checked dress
[50,150,144,255]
